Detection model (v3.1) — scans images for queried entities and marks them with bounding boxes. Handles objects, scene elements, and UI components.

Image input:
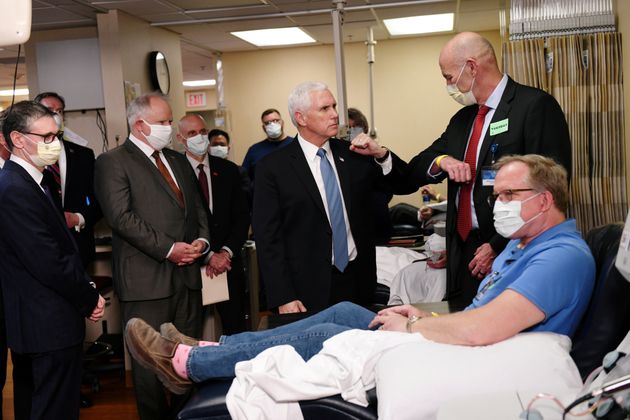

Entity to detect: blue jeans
[186,302,376,381]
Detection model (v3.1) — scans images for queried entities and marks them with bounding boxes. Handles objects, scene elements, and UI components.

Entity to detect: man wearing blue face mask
[95,94,210,420]
[405,32,572,308]
[177,115,250,335]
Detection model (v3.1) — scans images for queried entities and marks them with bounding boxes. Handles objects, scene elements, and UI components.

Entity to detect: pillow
[375,332,583,420]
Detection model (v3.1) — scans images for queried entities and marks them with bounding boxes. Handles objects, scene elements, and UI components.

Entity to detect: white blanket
[376,246,425,287]
[225,329,423,420]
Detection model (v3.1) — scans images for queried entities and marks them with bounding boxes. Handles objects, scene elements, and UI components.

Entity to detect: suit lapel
[125,141,183,210]
[63,140,73,192]
[329,139,352,215]
[454,108,477,160]
[6,161,75,245]
[477,77,516,169]
[286,140,327,217]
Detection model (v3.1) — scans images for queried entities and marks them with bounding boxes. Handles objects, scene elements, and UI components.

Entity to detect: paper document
[201,267,229,305]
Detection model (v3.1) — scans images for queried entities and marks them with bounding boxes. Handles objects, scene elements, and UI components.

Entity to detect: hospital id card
[481,167,497,186]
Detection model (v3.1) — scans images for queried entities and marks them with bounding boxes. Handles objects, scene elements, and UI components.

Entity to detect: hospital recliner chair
[177,223,630,419]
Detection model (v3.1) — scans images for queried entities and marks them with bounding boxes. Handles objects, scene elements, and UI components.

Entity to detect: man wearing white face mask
[95,94,210,420]
[405,32,572,308]
[177,115,250,335]
[0,101,105,420]
[242,108,293,188]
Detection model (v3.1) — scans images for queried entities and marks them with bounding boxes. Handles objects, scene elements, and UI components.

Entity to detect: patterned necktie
[317,148,348,271]
[152,151,184,208]
[457,105,490,242]
[197,163,210,208]
[41,169,63,214]
[40,176,63,215]
[45,162,62,206]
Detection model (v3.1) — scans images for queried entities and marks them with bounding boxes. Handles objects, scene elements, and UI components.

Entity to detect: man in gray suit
[94,93,210,420]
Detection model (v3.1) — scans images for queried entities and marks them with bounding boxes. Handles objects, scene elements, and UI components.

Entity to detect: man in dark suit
[177,115,250,334]
[34,92,102,268]
[0,101,105,420]
[94,93,210,420]
[253,81,409,314]
[406,32,571,306]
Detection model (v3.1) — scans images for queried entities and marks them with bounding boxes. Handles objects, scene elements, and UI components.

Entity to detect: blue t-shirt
[466,219,595,336]
[242,136,293,182]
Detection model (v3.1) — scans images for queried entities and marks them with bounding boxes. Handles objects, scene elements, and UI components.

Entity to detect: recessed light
[0,88,28,96]
[231,27,316,47]
[384,13,454,36]
[183,80,216,87]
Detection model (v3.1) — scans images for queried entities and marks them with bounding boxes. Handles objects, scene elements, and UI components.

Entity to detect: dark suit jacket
[62,140,102,266]
[94,140,210,302]
[0,160,99,353]
[205,155,250,257]
[253,138,409,311]
[407,77,571,290]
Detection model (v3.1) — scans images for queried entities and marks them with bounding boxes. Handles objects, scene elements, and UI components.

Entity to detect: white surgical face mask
[264,122,282,139]
[210,145,229,159]
[186,134,209,156]
[349,126,364,141]
[23,134,62,167]
[446,63,477,106]
[142,120,172,150]
[493,193,542,238]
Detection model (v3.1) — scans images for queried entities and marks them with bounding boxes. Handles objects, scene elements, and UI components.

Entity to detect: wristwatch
[406,315,420,333]
[375,147,390,163]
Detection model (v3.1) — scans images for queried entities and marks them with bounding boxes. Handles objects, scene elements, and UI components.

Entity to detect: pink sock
[172,344,191,379]
[198,340,219,347]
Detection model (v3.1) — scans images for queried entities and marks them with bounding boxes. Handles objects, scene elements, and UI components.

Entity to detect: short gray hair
[126,92,168,127]
[493,154,569,214]
[287,81,328,126]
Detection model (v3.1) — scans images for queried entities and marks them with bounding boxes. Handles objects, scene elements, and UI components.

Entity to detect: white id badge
[481,168,496,186]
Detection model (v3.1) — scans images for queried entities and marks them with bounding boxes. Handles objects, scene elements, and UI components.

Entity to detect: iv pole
[366,26,377,139]
[331,0,349,139]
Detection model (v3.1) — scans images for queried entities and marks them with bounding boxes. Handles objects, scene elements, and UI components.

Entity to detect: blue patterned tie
[317,148,348,271]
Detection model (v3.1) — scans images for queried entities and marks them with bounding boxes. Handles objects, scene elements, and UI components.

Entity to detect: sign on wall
[186,91,206,108]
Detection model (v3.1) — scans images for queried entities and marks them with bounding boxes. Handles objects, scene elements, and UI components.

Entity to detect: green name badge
[489,119,509,136]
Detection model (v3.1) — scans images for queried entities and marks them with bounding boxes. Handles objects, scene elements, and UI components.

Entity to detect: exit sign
[186,92,206,107]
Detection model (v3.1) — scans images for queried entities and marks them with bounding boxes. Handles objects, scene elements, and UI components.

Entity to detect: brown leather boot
[160,323,199,347]
[125,318,192,395]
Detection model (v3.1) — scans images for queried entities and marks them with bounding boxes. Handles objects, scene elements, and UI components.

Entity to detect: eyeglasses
[263,119,281,126]
[487,188,535,207]
[22,131,62,144]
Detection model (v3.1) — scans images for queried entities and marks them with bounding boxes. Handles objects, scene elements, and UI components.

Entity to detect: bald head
[178,114,207,137]
[440,32,497,68]
[439,32,503,105]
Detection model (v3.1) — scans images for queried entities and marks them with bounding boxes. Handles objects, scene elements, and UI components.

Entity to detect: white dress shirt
[297,135,358,264]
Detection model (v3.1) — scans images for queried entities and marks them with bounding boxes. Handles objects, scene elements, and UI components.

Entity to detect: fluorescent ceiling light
[231,27,315,47]
[384,13,454,36]
[183,79,216,87]
[0,88,29,96]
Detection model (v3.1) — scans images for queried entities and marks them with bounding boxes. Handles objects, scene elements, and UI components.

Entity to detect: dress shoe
[125,318,192,395]
[160,323,199,347]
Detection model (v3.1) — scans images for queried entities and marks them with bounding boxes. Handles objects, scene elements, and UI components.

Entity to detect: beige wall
[98,10,186,153]
[223,30,501,205]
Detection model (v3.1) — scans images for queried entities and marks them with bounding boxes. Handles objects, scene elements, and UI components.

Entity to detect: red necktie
[152,151,184,208]
[457,105,490,242]
[197,163,210,208]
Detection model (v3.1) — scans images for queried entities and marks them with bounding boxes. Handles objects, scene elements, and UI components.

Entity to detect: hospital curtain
[503,33,627,234]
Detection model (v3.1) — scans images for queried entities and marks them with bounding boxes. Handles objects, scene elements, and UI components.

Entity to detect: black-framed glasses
[22,131,62,144]
[487,188,535,207]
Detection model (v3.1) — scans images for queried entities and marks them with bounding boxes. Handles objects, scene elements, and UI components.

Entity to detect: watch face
[150,51,170,94]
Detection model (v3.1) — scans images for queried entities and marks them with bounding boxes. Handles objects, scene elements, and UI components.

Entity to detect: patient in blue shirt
[125,154,595,390]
